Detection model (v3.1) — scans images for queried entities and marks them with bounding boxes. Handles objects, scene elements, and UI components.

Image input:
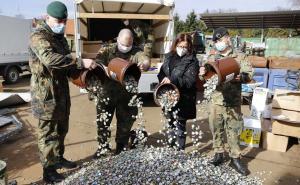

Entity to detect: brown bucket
[153,83,180,107]
[71,64,106,88]
[108,58,141,85]
[203,57,240,85]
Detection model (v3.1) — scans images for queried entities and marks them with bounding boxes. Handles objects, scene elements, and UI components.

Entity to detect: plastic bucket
[153,83,180,107]
[0,160,7,185]
[204,57,240,85]
[71,64,106,88]
[108,58,141,85]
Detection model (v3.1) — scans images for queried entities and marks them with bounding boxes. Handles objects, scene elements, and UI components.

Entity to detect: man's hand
[103,65,111,77]
[235,74,241,81]
[82,59,97,70]
[161,77,171,84]
[138,59,151,72]
[199,66,206,76]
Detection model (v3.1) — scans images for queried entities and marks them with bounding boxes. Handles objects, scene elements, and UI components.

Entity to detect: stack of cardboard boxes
[262,89,300,152]
[240,88,300,152]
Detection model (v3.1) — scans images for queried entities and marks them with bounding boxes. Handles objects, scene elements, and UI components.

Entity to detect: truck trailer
[0,15,32,83]
[74,0,175,93]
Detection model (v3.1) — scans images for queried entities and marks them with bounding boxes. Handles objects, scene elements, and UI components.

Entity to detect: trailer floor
[0,75,299,185]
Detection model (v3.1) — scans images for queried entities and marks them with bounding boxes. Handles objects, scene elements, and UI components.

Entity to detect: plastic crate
[268,69,299,91]
[252,68,269,88]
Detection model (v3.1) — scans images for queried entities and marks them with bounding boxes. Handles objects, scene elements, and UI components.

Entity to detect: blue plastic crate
[268,69,299,91]
[252,68,269,88]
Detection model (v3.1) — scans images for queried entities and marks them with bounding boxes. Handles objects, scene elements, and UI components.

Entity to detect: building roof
[65,19,74,36]
[200,10,300,29]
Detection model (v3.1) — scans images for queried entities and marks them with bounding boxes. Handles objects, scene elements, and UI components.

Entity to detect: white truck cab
[74,0,175,93]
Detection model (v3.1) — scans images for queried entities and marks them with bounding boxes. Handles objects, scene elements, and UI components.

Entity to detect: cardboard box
[82,53,98,59]
[272,108,300,124]
[272,89,300,112]
[261,119,272,132]
[268,56,300,70]
[262,131,289,152]
[250,87,270,119]
[248,55,268,68]
[272,120,300,138]
[240,116,261,148]
[83,41,102,53]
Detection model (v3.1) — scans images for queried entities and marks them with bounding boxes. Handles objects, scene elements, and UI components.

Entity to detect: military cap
[212,27,229,41]
[47,1,68,20]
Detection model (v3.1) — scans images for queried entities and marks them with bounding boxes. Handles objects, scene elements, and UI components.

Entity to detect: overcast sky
[0,0,299,19]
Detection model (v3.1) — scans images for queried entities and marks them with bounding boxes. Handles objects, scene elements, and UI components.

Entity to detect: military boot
[115,143,126,155]
[55,157,77,169]
[230,158,250,176]
[209,153,224,166]
[43,167,64,183]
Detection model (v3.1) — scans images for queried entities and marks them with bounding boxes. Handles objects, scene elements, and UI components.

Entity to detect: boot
[230,158,250,176]
[93,147,112,159]
[43,167,64,183]
[209,153,224,166]
[55,157,77,169]
[115,143,126,155]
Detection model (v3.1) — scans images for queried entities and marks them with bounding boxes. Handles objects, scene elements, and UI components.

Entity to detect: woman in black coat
[157,33,200,150]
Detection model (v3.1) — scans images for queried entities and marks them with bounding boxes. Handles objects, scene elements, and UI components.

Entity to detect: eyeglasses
[177,46,188,49]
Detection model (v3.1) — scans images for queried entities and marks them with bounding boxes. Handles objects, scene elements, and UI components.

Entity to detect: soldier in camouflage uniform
[94,29,150,158]
[123,19,154,57]
[29,1,97,183]
[200,27,253,176]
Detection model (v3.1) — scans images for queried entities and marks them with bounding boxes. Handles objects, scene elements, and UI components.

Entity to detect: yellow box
[240,116,261,148]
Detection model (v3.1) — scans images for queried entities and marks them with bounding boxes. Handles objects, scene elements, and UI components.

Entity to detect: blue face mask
[215,41,227,52]
[51,23,65,34]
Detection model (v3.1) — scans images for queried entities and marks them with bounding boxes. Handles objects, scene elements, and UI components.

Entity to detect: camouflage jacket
[206,48,253,107]
[29,21,77,120]
[95,43,148,97]
[126,20,152,47]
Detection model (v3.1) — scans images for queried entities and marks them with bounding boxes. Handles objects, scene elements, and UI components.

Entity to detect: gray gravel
[61,147,262,185]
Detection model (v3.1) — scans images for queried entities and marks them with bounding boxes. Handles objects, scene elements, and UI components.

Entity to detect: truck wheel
[4,66,19,84]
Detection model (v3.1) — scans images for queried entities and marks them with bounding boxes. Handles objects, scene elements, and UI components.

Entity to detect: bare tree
[204,8,238,14]
[15,14,25,19]
[290,0,300,6]
[275,6,291,11]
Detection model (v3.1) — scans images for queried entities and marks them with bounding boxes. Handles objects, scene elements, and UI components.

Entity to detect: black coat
[157,52,200,119]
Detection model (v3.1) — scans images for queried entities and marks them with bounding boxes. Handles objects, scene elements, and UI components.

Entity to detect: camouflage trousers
[208,104,243,158]
[96,94,137,149]
[37,118,69,168]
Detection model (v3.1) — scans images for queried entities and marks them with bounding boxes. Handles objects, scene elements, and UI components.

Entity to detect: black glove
[240,72,251,83]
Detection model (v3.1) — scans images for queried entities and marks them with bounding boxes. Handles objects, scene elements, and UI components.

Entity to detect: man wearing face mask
[199,27,253,176]
[29,1,97,183]
[94,29,150,158]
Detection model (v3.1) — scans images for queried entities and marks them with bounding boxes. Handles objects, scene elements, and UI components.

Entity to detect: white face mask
[176,47,188,57]
[118,42,132,53]
[215,41,227,52]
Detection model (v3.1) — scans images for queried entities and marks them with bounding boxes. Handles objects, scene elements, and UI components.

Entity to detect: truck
[0,15,32,84]
[74,0,175,93]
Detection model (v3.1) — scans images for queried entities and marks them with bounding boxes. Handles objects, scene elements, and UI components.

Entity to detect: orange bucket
[153,83,180,107]
[203,57,240,85]
[108,58,141,85]
[71,64,106,88]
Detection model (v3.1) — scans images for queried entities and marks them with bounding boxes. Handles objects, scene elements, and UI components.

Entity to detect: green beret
[47,1,68,19]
